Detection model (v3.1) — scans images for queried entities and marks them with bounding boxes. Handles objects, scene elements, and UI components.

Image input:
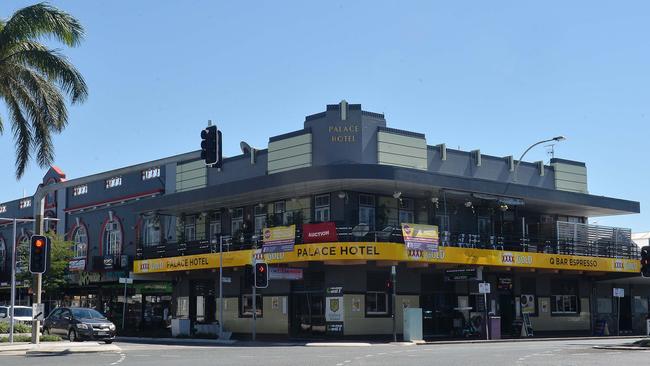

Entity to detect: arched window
[72,226,88,259]
[0,238,6,272]
[102,218,122,256]
[16,235,30,273]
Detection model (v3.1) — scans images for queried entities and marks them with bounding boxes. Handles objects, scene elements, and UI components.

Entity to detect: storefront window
[551,280,579,315]
[315,194,330,222]
[241,294,263,317]
[365,291,388,315]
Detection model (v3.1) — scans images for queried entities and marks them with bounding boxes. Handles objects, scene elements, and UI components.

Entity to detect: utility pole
[31,198,44,345]
[9,219,16,344]
[391,265,397,342]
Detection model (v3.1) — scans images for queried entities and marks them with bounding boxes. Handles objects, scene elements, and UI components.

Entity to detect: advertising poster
[325,287,344,336]
[401,223,439,252]
[520,294,536,314]
[262,225,296,253]
[302,222,338,243]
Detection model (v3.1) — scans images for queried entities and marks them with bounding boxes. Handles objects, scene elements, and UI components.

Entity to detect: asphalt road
[2,338,650,366]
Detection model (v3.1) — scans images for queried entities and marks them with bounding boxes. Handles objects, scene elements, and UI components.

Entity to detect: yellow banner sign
[401,223,439,252]
[134,242,640,274]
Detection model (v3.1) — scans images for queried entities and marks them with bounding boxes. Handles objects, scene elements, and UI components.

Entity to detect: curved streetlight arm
[513,137,563,183]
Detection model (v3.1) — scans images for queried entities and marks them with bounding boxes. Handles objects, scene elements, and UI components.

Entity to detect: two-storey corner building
[0,101,644,339]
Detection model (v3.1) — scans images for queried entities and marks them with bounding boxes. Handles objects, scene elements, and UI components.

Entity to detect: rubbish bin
[489,316,501,340]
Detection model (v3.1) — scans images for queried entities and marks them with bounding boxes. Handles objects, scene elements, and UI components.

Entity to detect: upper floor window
[231,208,244,235]
[0,205,6,213]
[315,194,330,222]
[105,176,122,189]
[19,199,31,209]
[254,206,266,234]
[398,198,414,224]
[73,185,88,196]
[141,167,161,180]
[209,213,222,241]
[72,226,88,259]
[142,217,160,247]
[0,238,5,272]
[102,218,122,256]
[184,216,196,242]
[359,194,376,231]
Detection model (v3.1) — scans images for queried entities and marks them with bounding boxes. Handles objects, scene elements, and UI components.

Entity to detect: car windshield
[13,308,32,317]
[71,308,105,319]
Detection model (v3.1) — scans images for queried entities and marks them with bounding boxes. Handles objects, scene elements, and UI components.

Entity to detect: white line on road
[110,353,126,366]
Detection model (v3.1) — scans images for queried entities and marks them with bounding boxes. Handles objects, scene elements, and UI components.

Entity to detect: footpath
[0,340,120,355]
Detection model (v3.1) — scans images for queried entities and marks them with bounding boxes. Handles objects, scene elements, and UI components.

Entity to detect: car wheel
[104,340,113,344]
[68,329,78,342]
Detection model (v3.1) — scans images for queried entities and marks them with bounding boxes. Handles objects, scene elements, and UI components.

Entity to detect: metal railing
[136,223,639,260]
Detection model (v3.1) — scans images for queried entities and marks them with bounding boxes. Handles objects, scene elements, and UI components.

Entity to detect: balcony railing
[136,222,639,261]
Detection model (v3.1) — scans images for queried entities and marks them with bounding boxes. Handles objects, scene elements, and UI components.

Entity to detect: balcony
[136,222,638,261]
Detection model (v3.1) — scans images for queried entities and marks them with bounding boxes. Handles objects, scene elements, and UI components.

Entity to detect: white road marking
[110,353,126,365]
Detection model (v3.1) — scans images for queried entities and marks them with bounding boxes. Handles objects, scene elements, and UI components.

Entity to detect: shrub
[40,334,62,342]
[0,322,32,333]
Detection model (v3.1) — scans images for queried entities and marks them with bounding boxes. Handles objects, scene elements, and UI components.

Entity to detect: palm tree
[0,2,87,178]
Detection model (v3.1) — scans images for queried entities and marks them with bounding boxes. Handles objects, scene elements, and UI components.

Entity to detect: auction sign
[401,223,439,252]
[262,225,296,253]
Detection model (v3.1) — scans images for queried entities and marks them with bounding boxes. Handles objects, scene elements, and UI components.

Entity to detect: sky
[0,1,648,232]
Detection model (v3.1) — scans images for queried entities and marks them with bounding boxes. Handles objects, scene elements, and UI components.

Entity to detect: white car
[0,306,33,325]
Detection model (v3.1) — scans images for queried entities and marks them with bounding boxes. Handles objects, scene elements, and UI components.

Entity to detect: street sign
[613,288,625,298]
[119,277,133,284]
[479,282,491,294]
[221,276,232,283]
[32,303,44,321]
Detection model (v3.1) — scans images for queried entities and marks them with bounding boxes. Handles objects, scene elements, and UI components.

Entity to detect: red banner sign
[302,222,338,243]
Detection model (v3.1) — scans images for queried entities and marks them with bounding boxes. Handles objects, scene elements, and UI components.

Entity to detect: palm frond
[0,2,84,50]
[6,96,32,179]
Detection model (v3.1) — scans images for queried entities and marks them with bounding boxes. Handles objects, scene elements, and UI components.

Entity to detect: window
[102,219,122,256]
[0,205,6,213]
[314,194,330,222]
[105,176,122,189]
[551,295,578,314]
[73,184,88,196]
[550,280,578,315]
[366,291,389,315]
[19,199,31,209]
[254,206,266,235]
[478,216,491,235]
[231,208,244,235]
[240,294,263,317]
[184,216,196,242]
[436,214,450,232]
[366,272,390,316]
[0,238,5,271]
[72,226,88,258]
[398,198,414,224]
[273,201,286,225]
[209,213,222,241]
[141,167,161,180]
[359,194,376,230]
[16,235,30,273]
[142,217,160,247]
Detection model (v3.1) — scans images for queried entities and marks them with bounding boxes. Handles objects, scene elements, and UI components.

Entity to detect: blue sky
[0,1,647,231]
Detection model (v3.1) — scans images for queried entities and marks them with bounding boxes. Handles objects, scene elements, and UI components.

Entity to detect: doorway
[420,293,454,338]
[290,291,326,337]
[499,295,516,337]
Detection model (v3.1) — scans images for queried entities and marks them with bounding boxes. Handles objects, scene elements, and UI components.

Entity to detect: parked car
[43,307,115,343]
[0,306,33,325]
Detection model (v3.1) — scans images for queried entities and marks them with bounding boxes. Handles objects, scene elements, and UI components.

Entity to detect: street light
[513,136,566,183]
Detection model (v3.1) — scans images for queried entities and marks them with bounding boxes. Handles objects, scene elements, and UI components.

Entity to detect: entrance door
[619,295,632,332]
[290,292,325,337]
[421,293,454,338]
[499,295,515,337]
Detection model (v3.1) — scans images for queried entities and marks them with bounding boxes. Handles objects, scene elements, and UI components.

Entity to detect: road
[2,338,649,366]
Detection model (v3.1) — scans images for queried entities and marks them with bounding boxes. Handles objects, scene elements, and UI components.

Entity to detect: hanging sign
[401,223,439,252]
[262,225,296,253]
[302,222,338,243]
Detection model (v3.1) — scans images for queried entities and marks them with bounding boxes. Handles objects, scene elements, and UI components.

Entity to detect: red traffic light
[34,239,44,248]
[257,264,265,273]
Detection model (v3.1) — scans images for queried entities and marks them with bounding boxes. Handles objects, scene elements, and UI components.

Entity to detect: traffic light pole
[252,285,256,341]
[9,218,17,344]
[32,208,44,345]
[219,235,223,339]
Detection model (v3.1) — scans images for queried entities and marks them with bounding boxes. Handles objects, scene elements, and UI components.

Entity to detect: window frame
[72,226,88,259]
[102,219,123,256]
[239,293,263,318]
[365,291,389,316]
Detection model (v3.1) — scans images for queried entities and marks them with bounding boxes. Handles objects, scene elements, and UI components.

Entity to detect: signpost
[479,282,491,340]
[613,287,624,336]
[32,303,45,322]
[119,277,133,330]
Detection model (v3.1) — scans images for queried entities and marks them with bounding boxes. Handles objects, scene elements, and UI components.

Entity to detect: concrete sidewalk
[0,341,121,355]
[117,336,237,346]
[421,335,646,345]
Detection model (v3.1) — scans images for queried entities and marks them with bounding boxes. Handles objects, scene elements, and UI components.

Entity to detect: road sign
[613,288,625,298]
[479,282,491,294]
[119,277,133,284]
[32,303,44,321]
[221,276,231,283]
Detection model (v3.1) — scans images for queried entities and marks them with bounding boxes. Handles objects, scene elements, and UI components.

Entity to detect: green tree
[17,233,73,296]
[0,2,87,178]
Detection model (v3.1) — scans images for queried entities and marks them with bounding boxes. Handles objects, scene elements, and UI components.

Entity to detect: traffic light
[641,246,650,277]
[29,235,50,274]
[254,262,269,288]
[200,125,221,166]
